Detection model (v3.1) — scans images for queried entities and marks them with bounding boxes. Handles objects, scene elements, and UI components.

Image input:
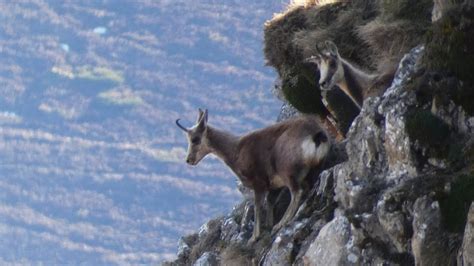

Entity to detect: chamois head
[305,40,344,91]
[176,109,211,165]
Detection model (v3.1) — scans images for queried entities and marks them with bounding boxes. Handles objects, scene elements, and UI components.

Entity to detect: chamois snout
[185,157,194,165]
[185,150,206,165]
[185,137,209,166]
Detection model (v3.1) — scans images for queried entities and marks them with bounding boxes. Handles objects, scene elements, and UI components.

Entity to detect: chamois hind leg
[272,186,303,234]
[265,191,274,229]
[249,190,264,243]
[272,169,308,234]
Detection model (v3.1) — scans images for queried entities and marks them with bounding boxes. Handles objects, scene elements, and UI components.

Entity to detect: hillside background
[0,1,284,264]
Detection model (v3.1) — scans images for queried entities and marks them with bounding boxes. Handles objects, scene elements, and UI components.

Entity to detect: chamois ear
[196,108,208,131]
[203,109,208,123]
[325,41,339,57]
[197,108,204,122]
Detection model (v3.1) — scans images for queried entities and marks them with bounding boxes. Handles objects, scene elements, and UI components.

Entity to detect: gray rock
[177,237,191,259]
[459,203,474,265]
[334,46,425,214]
[193,252,220,266]
[263,232,295,266]
[302,212,361,266]
[277,102,299,122]
[411,196,449,266]
[380,45,425,179]
[263,166,341,266]
[376,200,410,253]
[220,216,241,243]
[177,233,199,260]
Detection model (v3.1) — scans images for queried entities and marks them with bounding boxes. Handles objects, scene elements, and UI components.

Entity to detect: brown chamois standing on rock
[305,40,395,110]
[176,109,331,242]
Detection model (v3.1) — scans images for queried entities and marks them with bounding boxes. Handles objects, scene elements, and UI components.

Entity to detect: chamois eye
[329,60,337,68]
[191,137,200,144]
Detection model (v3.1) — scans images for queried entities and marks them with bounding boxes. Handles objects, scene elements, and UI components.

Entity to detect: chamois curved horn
[175,119,189,132]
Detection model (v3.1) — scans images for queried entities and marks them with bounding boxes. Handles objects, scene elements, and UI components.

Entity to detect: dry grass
[264,6,309,74]
[296,2,376,68]
[265,1,377,74]
[289,0,341,8]
[265,0,432,73]
[357,19,426,72]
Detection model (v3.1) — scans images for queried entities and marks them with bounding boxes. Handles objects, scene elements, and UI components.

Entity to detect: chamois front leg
[272,187,303,234]
[249,189,264,243]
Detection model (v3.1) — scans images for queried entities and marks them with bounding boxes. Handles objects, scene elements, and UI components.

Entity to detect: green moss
[447,141,464,164]
[439,174,474,232]
[453,82,474,116]
[281,65,326,115]
[423,6,474,114]
[424,14,473,81]
[405,109,450,157]
[467,145,474,166]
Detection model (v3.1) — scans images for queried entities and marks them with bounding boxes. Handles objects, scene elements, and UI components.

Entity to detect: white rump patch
[316,140,330,162]
[301,137,317,160]
[301,136,330,163]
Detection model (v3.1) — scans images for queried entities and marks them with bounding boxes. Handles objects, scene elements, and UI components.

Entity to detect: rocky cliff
[164,1,474,265]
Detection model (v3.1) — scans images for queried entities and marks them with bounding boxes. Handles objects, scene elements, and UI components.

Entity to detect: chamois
[176,109,331,242]
[305,40,394,110]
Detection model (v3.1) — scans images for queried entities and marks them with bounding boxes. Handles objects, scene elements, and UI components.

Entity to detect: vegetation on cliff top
[264,0,432,133]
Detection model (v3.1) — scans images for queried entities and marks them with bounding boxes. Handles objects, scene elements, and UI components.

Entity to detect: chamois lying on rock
[305,41,395,110]
[176,109,331,242]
